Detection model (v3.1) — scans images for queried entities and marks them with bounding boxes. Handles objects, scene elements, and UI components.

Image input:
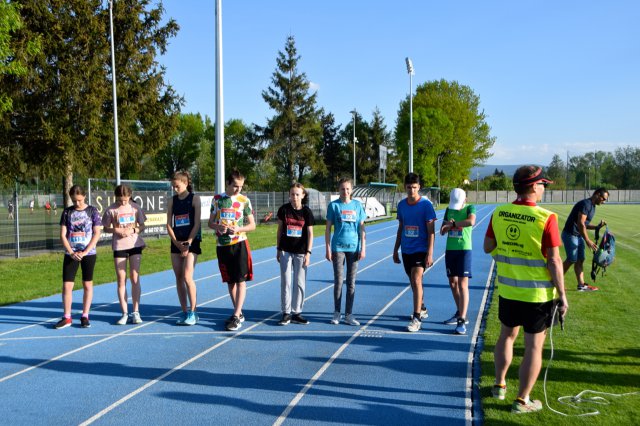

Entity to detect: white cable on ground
[543,294,640,416]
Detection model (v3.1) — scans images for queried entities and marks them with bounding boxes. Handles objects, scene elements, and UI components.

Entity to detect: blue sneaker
[183,311,197,326]
[176,311,188,325]
[454,318,467,335]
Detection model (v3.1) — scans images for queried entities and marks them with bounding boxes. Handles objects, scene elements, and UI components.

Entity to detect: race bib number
[220,208,236,222]
[448,229,463,239]
[341,209,356,222]
[175,213,190,227]
[118,212,135,226]
[69,231,88,249]
[404,226,419,238]
[286,225,303,238]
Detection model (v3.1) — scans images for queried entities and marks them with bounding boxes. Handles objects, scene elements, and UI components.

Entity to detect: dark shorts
[113,246,144,258]
[217,239,253,283]
[62,254,97,282]
[498,296,557,334]
[445,250,472,278]
[170,238,202,255]
[401,252,427,277]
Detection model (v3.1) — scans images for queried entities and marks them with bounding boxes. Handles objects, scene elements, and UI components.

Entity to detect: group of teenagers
[53,169,476,336]
[52,164,608,415]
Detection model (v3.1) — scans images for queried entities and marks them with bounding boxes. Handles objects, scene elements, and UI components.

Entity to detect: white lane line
[0,329,459,342]
[1,228,397,339]
[0,235,395,384]
[465,259,495,426]
[274,207,494,426]
[79,246,396,424]
[0,271,279,383]
[273,252,446,426]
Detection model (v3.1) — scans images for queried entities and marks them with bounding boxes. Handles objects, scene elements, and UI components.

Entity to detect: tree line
[5,2,633,200]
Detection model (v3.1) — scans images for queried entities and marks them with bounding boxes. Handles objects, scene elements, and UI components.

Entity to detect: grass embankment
[480,204,640,424]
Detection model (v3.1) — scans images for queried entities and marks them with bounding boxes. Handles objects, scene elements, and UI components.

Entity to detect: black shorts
[498,296,558,334]
[113,246,144,258]
[62,254,97,282]
[170,238,202,255]
[401,252,427,277]
[217,240,253,283]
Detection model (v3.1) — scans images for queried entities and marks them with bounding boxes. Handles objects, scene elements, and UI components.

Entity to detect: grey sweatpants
[279,251,307,314]
[332,251,359,315]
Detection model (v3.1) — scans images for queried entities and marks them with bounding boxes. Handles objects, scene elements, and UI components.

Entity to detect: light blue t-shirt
[396,196,437,255]
[326,199,366,253]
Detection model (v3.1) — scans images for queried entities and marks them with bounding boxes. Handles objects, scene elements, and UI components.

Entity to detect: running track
[0,206,497,425]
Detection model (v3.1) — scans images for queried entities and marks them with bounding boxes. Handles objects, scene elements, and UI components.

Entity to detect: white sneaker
[331,312,341,325]
[344,314,360,326]
[407,316,421,332]
[131,312,142,324]
[116,313,129,325]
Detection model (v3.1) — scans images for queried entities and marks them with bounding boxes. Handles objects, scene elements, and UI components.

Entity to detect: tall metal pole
[108,0,121,185]
[405,58,414,173]
[215,0,225,194]
[350,109,357,186]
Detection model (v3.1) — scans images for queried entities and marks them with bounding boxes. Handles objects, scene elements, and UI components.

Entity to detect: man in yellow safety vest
[484,165,569,414]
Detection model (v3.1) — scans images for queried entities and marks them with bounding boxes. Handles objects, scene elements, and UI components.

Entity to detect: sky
[154,0,640,166]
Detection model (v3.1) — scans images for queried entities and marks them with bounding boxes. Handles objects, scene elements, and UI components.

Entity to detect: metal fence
[2,188,638,258]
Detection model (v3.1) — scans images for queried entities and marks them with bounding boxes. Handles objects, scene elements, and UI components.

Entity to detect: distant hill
[470,165,520,179]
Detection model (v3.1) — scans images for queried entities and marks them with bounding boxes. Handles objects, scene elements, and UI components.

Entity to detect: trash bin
[385,202,392,216]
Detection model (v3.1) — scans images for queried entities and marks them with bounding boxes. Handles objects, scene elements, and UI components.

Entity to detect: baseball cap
[449,188,466,210]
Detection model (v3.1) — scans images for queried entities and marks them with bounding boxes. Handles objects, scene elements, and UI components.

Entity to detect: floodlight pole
[405,57,414,174]
[215,0,225,194]
[108,0,121,185]
[350,109,357,186]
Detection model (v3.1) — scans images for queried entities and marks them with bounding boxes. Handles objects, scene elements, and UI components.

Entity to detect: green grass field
[480,204,640,424]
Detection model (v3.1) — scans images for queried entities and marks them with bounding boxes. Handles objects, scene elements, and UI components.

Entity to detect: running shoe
[183,311,197,326]
[116,313,129,325]
[176,311,188,325]
[511,398,542,413]
[55,317,72,329]
[278,313,291,326]
[131,312,143,324]
[225,313,245,325]
[454,318,467,335]
[226,315,242,331]
[80,316,91,328]
[331,312,341,325]
[444,313,459,325]
[491,384,507,400]
[291,314,309,325]
[344,314,360,326]
[577,284,599,292]
[407,316,422,332]
[420,305,429,319]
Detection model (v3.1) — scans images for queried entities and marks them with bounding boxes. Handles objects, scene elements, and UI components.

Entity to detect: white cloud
[309,81,320,92]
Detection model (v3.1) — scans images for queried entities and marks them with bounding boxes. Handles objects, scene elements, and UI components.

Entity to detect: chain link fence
[2,188,638,258]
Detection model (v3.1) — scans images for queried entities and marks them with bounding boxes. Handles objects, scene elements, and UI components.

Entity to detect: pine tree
[261,36,324,184]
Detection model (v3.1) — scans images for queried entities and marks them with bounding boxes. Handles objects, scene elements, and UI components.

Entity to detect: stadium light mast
[108,0,121,184]
[405,57,414,174]
[350,109,357,186]
[215,0,225,194]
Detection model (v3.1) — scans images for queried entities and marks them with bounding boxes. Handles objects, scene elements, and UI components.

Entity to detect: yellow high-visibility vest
[490,203,558,303]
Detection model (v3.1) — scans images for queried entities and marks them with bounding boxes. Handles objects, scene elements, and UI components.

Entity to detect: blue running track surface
[0,206,497,425]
